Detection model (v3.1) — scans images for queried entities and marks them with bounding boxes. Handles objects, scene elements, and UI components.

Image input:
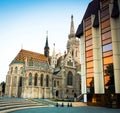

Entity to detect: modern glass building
[76,0,120,108]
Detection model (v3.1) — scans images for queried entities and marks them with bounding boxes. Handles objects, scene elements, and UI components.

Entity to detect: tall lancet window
[15,67,18,74]
[29,73,32,85]
[46,75,49,87]
[67,71,73,86]
[34,73,38,86]
[40,74,43,86]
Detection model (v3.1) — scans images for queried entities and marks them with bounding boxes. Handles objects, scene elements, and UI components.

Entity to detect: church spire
[69,15,75,39]
[44,31,49,57]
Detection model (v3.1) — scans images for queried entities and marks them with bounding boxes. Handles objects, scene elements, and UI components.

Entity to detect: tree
[0,81,6,94]
[105,63,115,93]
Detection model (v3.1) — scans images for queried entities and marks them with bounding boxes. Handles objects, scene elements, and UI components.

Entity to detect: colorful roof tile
[11,49,47,64]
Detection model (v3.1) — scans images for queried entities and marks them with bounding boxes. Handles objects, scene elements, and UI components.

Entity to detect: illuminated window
[87,77,94,94]
[103,56,113,65]
[86,56,93,62]
[86,50,93,57]
[85,29,92,37]
[86,61,93,68]
[103,51,112,57]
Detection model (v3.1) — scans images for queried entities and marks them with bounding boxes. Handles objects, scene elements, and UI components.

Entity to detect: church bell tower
[67,15,80,64]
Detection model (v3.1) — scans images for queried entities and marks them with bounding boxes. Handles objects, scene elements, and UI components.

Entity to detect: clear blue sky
[0,0,92,83]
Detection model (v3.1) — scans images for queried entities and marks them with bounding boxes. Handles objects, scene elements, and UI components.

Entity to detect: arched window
[14,76,17,86]
[67,71,73,86]
[29,73,32,85]
[46,75,49,87]
[15,67,18,74]
[40,74,43,86]
[19,76,22,87]
[20,67,24,74]
[11,67,13,74]
[34,73,38,86]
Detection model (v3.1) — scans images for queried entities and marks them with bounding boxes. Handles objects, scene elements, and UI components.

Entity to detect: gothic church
[5,15,81,99]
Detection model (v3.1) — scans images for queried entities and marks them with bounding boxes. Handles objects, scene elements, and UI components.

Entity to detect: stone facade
[5,15,81,99]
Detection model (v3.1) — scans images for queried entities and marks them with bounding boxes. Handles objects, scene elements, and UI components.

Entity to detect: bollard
[61,103,64,107]
[70,103,72,107]
[67,103,69,107]
[56,103,58,107]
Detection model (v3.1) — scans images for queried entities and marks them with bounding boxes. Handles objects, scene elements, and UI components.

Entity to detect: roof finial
[46,31,48,38]
[71,14,73,21]
[69,14,75,38]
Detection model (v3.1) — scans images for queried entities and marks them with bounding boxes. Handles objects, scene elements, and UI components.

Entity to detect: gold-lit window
[103,56,113,65]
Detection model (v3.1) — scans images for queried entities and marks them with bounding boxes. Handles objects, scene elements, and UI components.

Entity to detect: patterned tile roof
[11,49,47,64]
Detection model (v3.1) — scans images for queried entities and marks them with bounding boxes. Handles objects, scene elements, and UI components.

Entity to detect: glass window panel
[101,15,110,22]
[101,1,110,9]
[103,43,112,52]
[101,19,110,29]
[101,27,110,33]
[100,8,109,18]
[85,35,92,41]
[102,31,111,40]
[86,73,94,77]
[86,61,93,68]
[87,77,94,87]
[85,29,92,36]
[86,39,92,47]
[86,46,92,51]
[102,38,112,45]
[87,68,94,73]
[103,56,113,65]
[103,50,112,57]
[85,25,91,31]
[104,75,110,85]
[86,56,93,62]
[85,18,91,27]
[86,50,93,57]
